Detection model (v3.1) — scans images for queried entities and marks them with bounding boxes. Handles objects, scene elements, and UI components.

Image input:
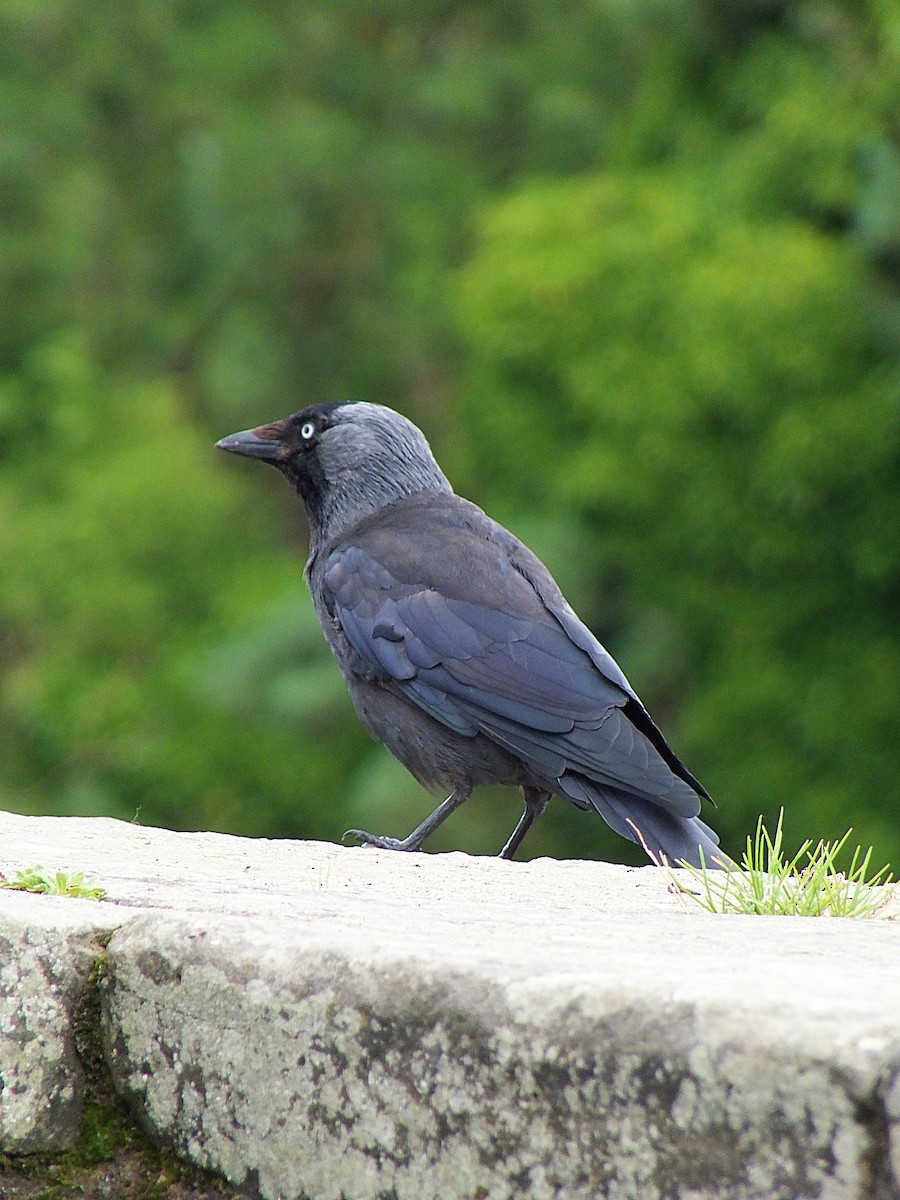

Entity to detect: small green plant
[637,811,894,917]
[0,864,107,900]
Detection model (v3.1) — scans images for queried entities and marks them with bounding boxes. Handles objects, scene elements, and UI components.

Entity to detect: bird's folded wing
[322,540,702,816]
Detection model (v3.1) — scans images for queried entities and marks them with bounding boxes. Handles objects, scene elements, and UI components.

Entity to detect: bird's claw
[343,829,418,852]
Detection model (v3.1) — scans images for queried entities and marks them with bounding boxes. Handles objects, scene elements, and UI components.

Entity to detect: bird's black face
[217,399,452,547]
[216,403,346,469]
[215,402,352,517]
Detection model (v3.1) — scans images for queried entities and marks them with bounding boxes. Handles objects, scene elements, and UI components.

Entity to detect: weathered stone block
[101,906,900,1200]
[1,811,898,1198]
[0,895,117,1153]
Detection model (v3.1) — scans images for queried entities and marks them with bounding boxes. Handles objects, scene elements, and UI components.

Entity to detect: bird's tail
[564,780,725,869]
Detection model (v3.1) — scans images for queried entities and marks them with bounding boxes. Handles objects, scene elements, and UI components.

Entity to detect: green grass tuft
[664,810,894,917]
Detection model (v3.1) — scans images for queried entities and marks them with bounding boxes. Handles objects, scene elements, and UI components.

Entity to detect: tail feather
[561,777,725,869]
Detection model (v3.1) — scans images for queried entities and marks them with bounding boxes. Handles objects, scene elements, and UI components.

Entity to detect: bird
[216,401,723,868]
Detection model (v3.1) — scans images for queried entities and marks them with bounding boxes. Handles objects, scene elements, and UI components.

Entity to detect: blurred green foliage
[0,0,897,865]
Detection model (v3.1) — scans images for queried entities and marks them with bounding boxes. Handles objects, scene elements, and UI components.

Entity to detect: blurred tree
[0,0,896,862]
[453,170,898,860]
[450,4,900,860]
[0,334,365,834]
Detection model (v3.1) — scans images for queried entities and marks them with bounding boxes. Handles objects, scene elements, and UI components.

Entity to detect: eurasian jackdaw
[217,402,722,867]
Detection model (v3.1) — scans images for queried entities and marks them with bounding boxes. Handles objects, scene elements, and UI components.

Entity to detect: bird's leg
[499,786,551,860]
[344,786,471,853]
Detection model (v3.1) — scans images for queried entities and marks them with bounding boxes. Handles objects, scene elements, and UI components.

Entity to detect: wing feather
[320,510,706,820]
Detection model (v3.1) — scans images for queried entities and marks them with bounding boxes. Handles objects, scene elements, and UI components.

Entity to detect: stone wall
[1,811,898,1199]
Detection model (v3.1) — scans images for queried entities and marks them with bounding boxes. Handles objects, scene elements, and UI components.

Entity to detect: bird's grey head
[216,401,453,547]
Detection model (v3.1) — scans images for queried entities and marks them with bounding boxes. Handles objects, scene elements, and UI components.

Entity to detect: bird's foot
[343,829,423,852]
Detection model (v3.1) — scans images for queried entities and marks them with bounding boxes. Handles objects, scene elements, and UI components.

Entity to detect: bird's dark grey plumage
[217,401,723,867]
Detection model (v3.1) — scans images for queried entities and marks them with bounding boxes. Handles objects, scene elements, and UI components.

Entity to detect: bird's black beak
[215,421,287,462]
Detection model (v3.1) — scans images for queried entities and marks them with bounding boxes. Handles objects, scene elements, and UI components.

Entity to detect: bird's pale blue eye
[300,422,316,440]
